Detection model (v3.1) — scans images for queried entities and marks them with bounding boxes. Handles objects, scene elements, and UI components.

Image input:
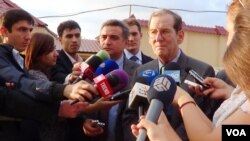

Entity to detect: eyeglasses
[239,0,245,8]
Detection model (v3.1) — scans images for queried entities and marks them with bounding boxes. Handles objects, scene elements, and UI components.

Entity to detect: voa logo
[153,77,170,92]
[226,129,246,136]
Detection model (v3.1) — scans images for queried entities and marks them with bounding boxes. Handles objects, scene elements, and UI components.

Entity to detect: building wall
[140,27,228,69]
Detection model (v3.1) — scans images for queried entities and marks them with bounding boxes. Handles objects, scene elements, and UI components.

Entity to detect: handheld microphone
[161,62,181,85]
[95,59,119,76]
[74,50,110,83]
[71,69,129,105]
[94,69,129,98]
[110,69,159,101]
[128,77,149,116]
[128,69,160,117]
[185,68,210,89]
[138,69,159,84]
[136,75,177,141]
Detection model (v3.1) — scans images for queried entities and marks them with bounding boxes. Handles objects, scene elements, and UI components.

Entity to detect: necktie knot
[130,56,138,62]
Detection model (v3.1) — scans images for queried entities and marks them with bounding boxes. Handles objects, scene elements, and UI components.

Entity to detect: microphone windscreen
[95,59,119,76]
[85,55,103,70]
[138,69,159,84]
[96,50,110,61]
[106,69,129,92]
[147,75,177,107]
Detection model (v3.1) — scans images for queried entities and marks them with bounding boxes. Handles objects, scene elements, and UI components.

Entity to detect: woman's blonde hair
[224,1,250,90]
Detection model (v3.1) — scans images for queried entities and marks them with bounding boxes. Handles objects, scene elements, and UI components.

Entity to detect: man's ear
[177,30,184,44]
[58,36,62,43]
[0,27,8,36]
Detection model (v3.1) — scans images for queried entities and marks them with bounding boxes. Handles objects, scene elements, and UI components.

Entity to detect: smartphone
[184,80,203,89]
[91,120,105,128]
[186,69,210,89]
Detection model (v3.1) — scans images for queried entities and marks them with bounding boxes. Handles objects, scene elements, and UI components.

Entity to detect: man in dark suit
[82,19,139,141]
[50,20,83,84]
[123,18,153,65]
[122,9,222,141]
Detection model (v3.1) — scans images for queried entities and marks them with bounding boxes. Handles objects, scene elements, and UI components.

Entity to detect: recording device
[95,59,119,76]
[128,69,159,109]
[71,69,129,105]
[128,69,160,117]
[128,77,149,110]
[138,69,159,84]
[161,62,181,85]
[73,50,110,83]
[184,79,203,89]
[136,75,177,141]
[185,68,210,89]
[91,120,105,128]
[110,69,159,101]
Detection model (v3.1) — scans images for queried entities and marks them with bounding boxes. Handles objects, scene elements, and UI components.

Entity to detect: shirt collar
[12,48,24,69]
[124,49,142,61]
[114,54,124,69]
[158,49,181,71]
[63,50,83,64]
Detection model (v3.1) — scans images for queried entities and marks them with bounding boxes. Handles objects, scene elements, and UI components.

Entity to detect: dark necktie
[130,56,138,62]
[160,66,166,74]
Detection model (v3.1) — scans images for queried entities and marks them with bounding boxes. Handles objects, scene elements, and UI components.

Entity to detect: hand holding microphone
[136,75,177,141]
[131,112,181,141]
[72,50,110,83]
[72,70,129,112]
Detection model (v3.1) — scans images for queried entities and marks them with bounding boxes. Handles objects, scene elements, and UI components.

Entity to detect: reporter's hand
[58,100,89,118]
[189,77,234,99]
[63,80,99,101]
[83,119,103,136]
[68,62,82,84]
[83,96,121,113]
[131,112,181,141]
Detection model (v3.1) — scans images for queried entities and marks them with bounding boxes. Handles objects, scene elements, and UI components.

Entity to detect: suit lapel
[59,50,74,73]
[177,51,189,84]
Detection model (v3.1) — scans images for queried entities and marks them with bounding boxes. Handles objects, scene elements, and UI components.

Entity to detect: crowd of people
[0,0,249,141]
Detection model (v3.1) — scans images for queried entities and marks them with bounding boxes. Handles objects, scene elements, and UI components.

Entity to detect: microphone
[161,62,181,85]
[128,77,149,109]
[110,69,159,101]
[138,69,159,84]
[136,75,177,141]
[128,69,159,117]
[95,59,119,76]
[94,69,129,98]
[74,50,110,83]
[71,69,129,105]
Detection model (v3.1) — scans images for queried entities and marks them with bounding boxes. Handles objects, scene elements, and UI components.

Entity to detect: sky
[11,0,231,39]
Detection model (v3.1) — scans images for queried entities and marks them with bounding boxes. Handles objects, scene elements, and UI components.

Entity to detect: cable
[38,4,226,19]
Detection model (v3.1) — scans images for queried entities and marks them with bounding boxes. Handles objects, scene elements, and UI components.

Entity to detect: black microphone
[136,75,177,141]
